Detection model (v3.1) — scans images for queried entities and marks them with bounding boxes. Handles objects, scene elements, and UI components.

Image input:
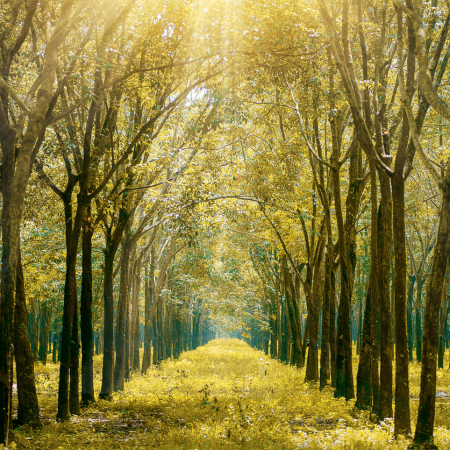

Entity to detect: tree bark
[132,271,141,371]
[15,250,41,428]
[329,266,337,387]
[99,232,116,400]
[438,271,449,369]
[142,257,154,374]
[285,272,303,369]
[113,225,133,391]
[69,297,80,415]
[81,205,95,405]
[377,172,393,420]
[153,304,159,365]
[320,250,332,389]
[38,305,51,365]
[407,276,416,362]
[57,191,84,420]
[416,279,424,363]
[356,275,372,409]
[413,185,450,448]
[100,207,131,399]
[28,297,39,361]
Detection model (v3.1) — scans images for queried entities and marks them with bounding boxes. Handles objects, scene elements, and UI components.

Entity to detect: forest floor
[8,339,450,449]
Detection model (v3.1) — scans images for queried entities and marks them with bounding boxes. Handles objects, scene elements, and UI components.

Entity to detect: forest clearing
[3,0,450,449]
[10,339,450,450]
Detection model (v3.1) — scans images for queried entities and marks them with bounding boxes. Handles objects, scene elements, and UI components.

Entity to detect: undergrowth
[6,339,450,449]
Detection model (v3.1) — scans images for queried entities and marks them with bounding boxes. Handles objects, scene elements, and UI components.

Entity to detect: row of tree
[1,0,450,449]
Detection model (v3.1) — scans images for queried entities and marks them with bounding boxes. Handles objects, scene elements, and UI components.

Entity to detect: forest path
[14,339,450,449]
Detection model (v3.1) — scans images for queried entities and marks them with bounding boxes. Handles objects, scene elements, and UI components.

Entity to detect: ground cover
[7,339,450,449]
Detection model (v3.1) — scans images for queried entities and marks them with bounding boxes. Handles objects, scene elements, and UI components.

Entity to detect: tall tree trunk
[28,297,39,361]
[286,272,303,369]
[330,133,356,399]
[356,292,363,355]
[142,258,153,374]
[286,289,302,368]
[15,250,41,428]
[57,238,78,420]
[377,173,393,420]
[356,275,372,409]
[438,271,449,369]
[270,298,277,358]
[416,279,424,363]
[81,206,95,405]
[392,177,410,431]
[124,305,131,382]
[114,220,133,391]
[413,185,450,448]
[69,298,80,415]
[320,251,332,389]
[153,304,159,365]
[276,290,282,359]
[306,248,325,382]
[52,333,58,364]
[0,1,64,438]
[329,266,337,387]
[38,305,51,365]
[57,190,85,420]
[407,276,416,362]
[133,293,141,371]
[0,127,18,442]
[300,316,308,365]
[99,235,116,400]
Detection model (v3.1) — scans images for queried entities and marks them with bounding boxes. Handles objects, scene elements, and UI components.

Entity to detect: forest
[1,0,450,448]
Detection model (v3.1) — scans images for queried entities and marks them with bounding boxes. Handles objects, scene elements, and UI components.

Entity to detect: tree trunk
[276,290,282,359]
[99,235,116,400]
[100,207,132,399]
[142,259,153,374]
[413,186,450,448]
[57,190,85,420]
[132,257,142,371]
[124,305,131,382]
[153,304,159,365]
[81,208,95,405]
[301,316,309,365]
[38,305,51,365]
[377,173,393,420]
[331,144,356,399]
[286,273,303,369]
[392,151,411,434]
[407,276,416,363]
[28,297,39,361]
[133,296,141,371]
[438,271,449,369]
[270,298,277,358]
[356,292,363,356]
[306,248,325,383]
[15,250,41,428]
[52,333,58,364]
[416,279,424,363]
[69,297,80,415]
[356,275,372,409]
[320,251,332,389]
[114,234,131,391]
[0,1,64,437]
[329,266,337,387]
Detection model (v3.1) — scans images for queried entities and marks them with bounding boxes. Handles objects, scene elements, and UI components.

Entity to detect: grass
[8,339,450,449]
